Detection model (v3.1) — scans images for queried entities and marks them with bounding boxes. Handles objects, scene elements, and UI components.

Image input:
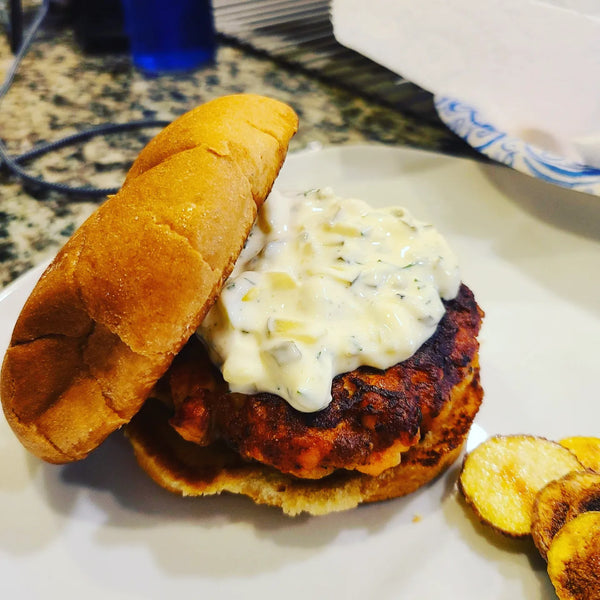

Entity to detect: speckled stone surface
[0,12,467,289]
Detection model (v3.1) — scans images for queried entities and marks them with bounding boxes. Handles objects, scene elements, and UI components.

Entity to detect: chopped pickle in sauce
[199,188,460,412]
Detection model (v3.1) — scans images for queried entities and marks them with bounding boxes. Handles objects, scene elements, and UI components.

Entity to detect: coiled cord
[0,0,170,197]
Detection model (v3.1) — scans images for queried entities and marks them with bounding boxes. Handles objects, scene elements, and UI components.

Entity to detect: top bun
[0,94,298,464]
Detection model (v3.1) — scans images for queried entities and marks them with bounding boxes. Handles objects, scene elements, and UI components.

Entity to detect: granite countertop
[0,12,464,289]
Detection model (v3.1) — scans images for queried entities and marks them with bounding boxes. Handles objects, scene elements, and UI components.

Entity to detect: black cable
[0,0,171,197]
[0,121,170,196]
[1,0,48,97]
[9,0,23,53]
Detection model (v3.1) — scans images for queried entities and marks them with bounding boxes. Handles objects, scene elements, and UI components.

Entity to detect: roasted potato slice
[566,482,600,519]
[459,435,582,537]
[559,437,600,474]
[547,511,600,600]
[531,470,600,560]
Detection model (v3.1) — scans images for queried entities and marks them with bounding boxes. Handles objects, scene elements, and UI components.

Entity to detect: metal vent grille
[213,0,438,123]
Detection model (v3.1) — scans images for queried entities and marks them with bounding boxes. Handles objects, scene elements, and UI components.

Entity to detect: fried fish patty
[166,283,483,480]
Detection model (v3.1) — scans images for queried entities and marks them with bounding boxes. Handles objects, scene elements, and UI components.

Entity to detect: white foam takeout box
[332,0,600,195]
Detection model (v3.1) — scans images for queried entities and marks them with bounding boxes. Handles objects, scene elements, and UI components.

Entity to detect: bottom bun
[125,356,482,516]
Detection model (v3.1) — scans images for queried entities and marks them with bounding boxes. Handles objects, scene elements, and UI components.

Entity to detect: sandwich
[0,94,483,516]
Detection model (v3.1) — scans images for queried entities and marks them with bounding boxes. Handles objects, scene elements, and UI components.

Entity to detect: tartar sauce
[199,188,460,412]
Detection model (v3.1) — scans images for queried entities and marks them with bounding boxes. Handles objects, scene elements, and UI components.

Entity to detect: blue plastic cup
[121,0,216,73]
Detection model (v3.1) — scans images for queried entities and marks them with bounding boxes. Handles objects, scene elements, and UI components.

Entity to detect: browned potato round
[531,470,600,560]
[459,435,582,537]
[547,511,600,600]
[566,481,600,520]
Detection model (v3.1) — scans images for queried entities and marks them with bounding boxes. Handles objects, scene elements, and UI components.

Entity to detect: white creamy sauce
[199,188,460,413]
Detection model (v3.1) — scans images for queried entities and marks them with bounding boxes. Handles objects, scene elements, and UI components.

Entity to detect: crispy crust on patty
[168,284,482,479]
[125,354,482,516]
[125,284,484,515]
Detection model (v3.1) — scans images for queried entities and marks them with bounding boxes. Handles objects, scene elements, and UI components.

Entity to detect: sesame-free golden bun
[0,94,298,463]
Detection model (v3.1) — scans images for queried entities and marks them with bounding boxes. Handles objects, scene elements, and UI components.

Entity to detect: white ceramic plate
[435,96,600,197]
[1,145,599,600]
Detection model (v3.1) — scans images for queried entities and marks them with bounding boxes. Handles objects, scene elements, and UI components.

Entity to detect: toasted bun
[125,354,483,516]
[0,95,298,464]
